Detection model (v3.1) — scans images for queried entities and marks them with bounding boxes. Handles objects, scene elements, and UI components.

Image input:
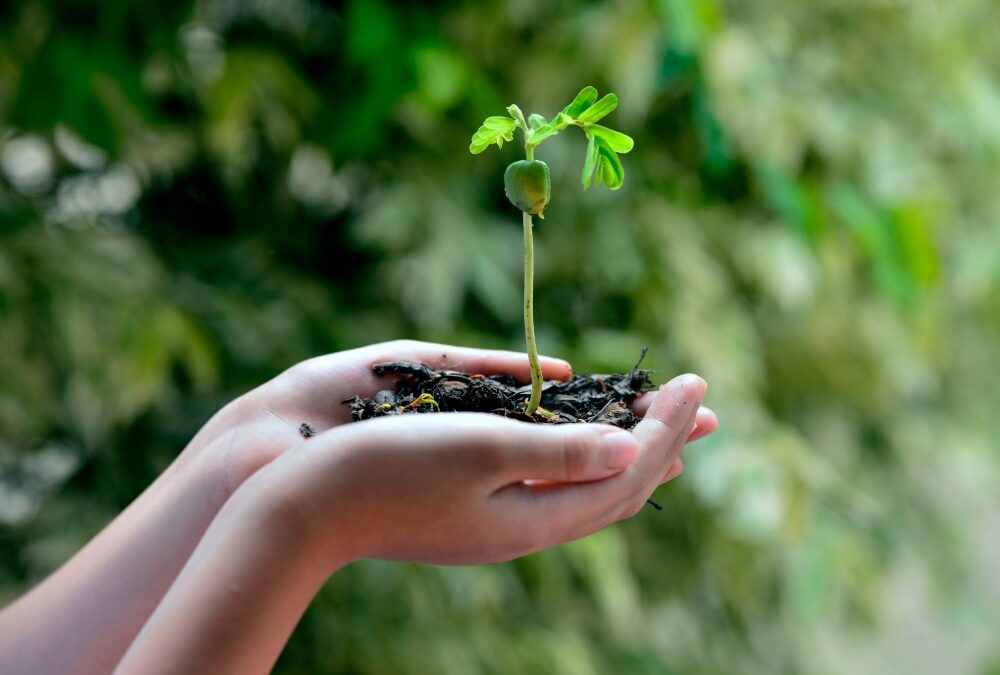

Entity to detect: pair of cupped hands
[198,340,717,566]
[0,340,717,675]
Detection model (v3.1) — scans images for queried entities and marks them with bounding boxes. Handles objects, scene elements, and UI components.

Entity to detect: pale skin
[0,340,716,675]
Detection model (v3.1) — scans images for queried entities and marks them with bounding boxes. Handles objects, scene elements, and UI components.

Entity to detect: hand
[247,372,710,568]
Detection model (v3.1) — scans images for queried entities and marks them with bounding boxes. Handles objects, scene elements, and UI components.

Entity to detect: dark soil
[342,350,656,430]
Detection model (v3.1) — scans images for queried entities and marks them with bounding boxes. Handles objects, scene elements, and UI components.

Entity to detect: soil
[342,349,656,430]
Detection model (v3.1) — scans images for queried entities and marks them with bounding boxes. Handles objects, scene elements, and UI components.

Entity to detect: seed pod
[504,160,550,215]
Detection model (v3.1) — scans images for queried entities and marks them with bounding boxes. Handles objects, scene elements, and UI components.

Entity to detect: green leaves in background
[2,1,999,673]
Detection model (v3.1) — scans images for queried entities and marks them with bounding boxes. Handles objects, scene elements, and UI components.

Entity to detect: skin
[0,340,716,675]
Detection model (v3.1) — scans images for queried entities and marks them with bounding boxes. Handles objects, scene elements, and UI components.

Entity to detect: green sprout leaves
[469,116,518,154]
[582,125,633,190]
[469,86,633,190]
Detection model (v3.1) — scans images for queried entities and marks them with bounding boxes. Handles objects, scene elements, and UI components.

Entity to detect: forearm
[114,473,343,675]
[0,413,243,674]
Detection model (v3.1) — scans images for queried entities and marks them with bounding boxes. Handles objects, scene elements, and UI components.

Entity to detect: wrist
[228,454,364,580]
[177,391,285,511]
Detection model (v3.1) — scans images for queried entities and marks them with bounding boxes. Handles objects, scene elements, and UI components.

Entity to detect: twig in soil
[631,346,649,372]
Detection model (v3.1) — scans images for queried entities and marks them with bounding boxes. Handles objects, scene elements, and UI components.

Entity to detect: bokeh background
[2,1,999,673]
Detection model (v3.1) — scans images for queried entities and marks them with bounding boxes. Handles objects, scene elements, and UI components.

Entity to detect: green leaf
[528,113,548,130]
[469,116,517,154]
[527,112,577,145]
[576,93,618,124]
[562,86,598,118]
[589,125,634,153]
[601,155,624,189]
[482,115,515,130]
[595,136,624,189]
[582,133,598,189]
[526,123,560,145]
[505,104,528,130]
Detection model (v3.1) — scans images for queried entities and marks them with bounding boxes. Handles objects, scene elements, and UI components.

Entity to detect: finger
[316,412,636,487]
[551,452,689,547]
[492,470,630,543]
[633,395,716,440]
[631,374,705,484]
[687,407,718,442]
[632,398,717,442]
[630,392,654,417]
[494,422,639,484]
[661,458,684,483]
[653,407,716,487]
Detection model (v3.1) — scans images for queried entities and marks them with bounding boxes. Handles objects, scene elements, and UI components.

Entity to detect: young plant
[470,86,634,414]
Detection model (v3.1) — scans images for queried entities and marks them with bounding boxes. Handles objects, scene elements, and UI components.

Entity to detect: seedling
[470,86,634,413]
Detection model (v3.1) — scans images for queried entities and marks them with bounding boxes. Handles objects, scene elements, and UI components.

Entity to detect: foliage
[472,87,633,190]
[2,1,1000,673]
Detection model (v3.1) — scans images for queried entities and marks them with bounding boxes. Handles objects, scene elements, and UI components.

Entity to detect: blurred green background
[2,1,999,673]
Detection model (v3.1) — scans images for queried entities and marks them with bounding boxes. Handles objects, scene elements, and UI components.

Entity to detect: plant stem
[523,209,543,413]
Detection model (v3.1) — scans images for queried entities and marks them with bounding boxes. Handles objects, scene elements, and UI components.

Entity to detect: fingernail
[604,431,638,470]
[663,373,706,396]
[543,356,573,374]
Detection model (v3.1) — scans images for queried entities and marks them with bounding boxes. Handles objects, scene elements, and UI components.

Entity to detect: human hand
[244,372,709,568]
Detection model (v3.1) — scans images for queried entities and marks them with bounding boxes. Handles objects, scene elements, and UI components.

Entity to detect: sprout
[470,86,634,413]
